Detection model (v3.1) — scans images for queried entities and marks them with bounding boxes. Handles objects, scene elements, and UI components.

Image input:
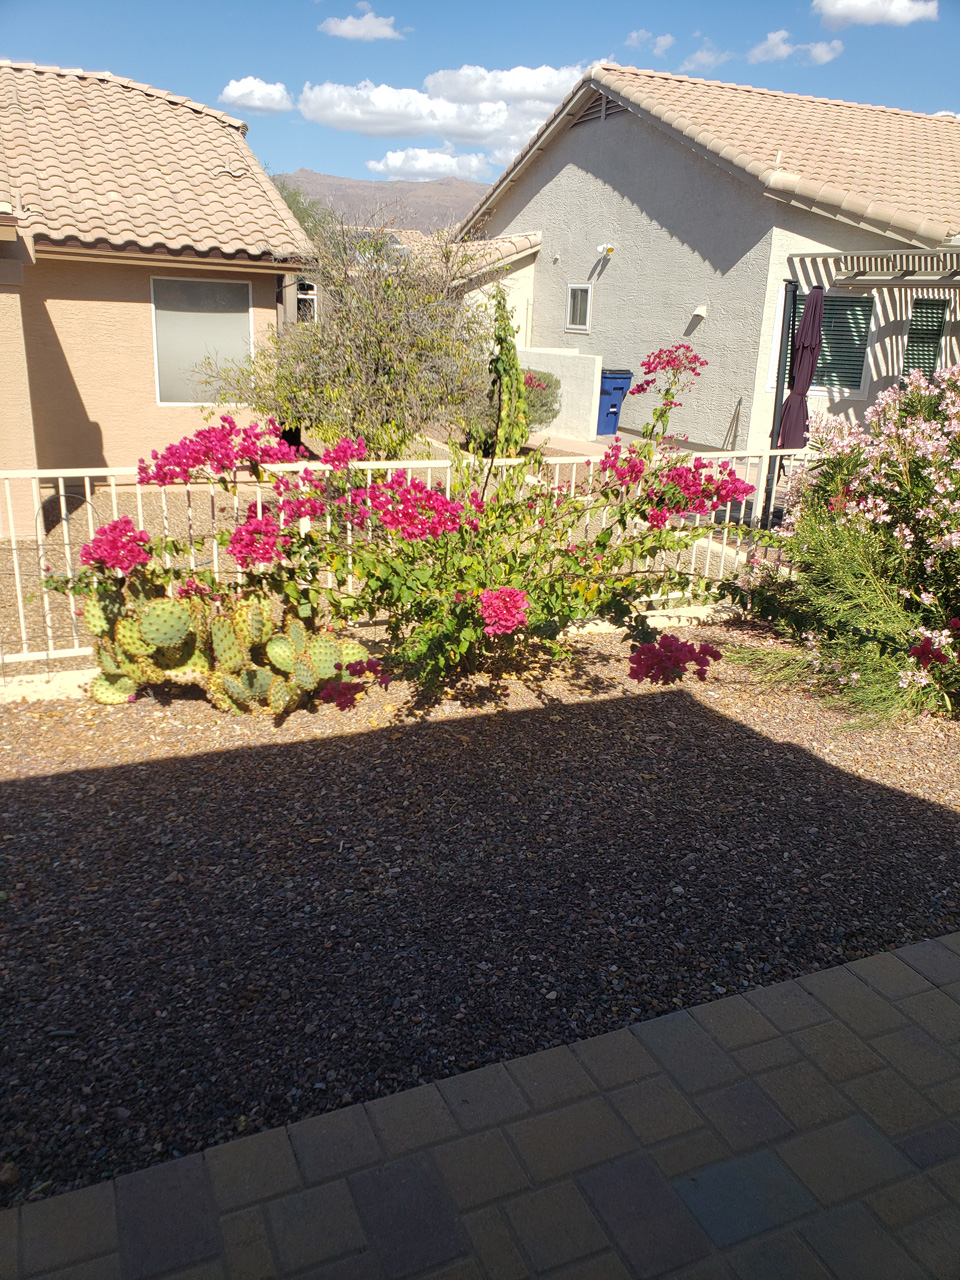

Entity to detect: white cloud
[218,76,293,113]
[422,64,583,104]
[748,29,844,64]
[678,40,733,73]
[934,109,960,118]
[624,29,674,56]
[366,143,492,180]
[297,63,582,156]
[812,0,937,27]
[319,3,403,40]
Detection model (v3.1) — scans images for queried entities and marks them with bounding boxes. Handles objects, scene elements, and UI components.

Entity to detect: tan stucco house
[458,63,960,451]
[0,60,310,475]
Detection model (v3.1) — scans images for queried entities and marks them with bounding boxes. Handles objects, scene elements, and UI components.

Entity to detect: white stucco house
[457,63,960,451]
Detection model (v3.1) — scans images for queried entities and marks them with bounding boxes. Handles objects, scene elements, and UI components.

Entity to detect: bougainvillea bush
[729,368,960,716]
[49,347,753,712]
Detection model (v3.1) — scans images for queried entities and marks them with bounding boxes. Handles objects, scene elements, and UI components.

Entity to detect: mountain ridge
[275,169,491,232]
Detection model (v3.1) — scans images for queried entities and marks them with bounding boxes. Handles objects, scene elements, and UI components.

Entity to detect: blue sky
[3,0,957,182]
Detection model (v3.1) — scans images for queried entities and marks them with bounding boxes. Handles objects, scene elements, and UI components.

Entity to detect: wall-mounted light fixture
[692,303,708,320]
[596,243,615,256]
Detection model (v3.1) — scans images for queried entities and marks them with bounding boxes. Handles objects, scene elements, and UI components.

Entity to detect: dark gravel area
[3,625,960,1204]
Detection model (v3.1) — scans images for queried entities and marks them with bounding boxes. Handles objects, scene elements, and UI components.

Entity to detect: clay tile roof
[0,61,311,260]
[460,63,960,249]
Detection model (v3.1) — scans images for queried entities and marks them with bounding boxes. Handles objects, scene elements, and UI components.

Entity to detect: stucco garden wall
[517,346,602,440]
[15,257,278,471]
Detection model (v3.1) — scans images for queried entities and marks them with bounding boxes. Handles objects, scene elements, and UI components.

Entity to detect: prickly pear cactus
[83,597,109,636]
[89,673,138,704]
[266,634,296,673]
[115,616,156,657]
[139,598,191,648]
[234,599,266,647]
[211,617,248,673]
[206,672,245,714]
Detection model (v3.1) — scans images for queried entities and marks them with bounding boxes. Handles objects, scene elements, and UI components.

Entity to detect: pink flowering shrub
[79,516,151,574]
[627,343,708,438]
[730,367,960,715]
[628,635,721,686]
[54,349,752,693]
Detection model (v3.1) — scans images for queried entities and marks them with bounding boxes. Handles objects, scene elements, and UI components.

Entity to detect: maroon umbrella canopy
[778,285,824,448]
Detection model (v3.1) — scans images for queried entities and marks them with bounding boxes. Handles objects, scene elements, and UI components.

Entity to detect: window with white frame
[296,278,318,322]
[566,285,591,332]
[152,278,251,404]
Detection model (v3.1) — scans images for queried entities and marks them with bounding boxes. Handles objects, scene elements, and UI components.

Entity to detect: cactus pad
[115,616,155,657]
[95,638,122,676]
[139,598,191,648]
[83,597,109,636]
[292,654,320,691]
[307,635,340,680]
[266,634,296,672]
[211,617,248,673]
[234,600,266,647]
[267,675,293,716]
[89,673,138,704]
[243,665,274,699]
[222,673,252,705]
[286,617,308,655]
[205,673,244,714]
[339,639,369,669]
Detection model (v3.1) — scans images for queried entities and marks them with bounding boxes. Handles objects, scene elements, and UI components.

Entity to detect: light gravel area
[2,623,959,1205]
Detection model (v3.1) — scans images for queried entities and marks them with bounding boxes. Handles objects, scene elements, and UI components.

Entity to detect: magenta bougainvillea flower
[479,587,529,636]
[79,516,151,574]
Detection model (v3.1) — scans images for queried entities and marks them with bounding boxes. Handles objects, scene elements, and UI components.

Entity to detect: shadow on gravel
[3,688,960,1201]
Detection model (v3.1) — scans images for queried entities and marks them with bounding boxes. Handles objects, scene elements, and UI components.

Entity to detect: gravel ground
[3,622,960,1205]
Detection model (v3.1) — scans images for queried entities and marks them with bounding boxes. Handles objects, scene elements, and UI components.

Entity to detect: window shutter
[790,294,873,391]
[904,298,947,376]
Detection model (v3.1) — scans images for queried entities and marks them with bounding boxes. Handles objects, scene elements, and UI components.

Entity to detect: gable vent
[571,92,628,128]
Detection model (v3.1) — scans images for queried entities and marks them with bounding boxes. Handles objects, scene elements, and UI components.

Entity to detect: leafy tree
[198,204,492,458]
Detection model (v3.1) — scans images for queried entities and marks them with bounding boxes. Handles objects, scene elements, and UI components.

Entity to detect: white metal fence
[0,447,812,675]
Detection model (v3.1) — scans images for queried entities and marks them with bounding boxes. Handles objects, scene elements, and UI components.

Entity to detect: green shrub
[522,369,561,427]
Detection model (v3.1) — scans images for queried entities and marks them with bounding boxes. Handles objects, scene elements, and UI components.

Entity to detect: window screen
[567,286,590,329]
[904,298,947,377]
[153,279,251,403]
[791,294,874,391]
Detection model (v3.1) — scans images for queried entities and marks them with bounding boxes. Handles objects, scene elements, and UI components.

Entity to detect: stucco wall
[16,257,278,470]
[476,109,777,447]
[517,346,602,440]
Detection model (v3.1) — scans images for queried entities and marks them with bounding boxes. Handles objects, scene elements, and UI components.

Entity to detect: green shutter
[904,298,947,377]
[790,294,874,391]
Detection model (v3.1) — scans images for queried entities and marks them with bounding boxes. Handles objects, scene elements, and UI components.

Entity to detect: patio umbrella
[778,285,824,448]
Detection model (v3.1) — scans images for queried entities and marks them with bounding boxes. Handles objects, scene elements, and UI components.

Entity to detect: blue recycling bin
[597,368,633,436]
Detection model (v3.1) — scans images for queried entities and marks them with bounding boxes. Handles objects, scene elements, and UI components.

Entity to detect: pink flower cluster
[628,343,707,402]
[479,587,529,636]
[321,437,367,470]
[524,373,547,392]
[80,516,151,574]
[646,460,754,528]
[628,634,722,685]
[346,471,464,541]
[909,637,949,671]
[138,416,305,486]
[599,440,646,486]
[272,470,326,523]
[176,578,214,599]
[227,510,291,569]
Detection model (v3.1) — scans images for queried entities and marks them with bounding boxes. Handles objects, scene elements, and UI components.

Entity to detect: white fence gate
[0,448,812,676]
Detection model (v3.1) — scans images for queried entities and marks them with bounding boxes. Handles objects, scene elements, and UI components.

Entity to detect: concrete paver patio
[7,936,960,1279]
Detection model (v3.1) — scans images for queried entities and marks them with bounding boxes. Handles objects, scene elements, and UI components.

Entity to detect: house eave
[32,238,306,272]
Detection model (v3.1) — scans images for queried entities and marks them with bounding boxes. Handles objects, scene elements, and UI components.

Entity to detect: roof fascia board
[34,244,297,272]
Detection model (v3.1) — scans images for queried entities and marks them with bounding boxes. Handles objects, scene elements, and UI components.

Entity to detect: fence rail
[0,446,814,676]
